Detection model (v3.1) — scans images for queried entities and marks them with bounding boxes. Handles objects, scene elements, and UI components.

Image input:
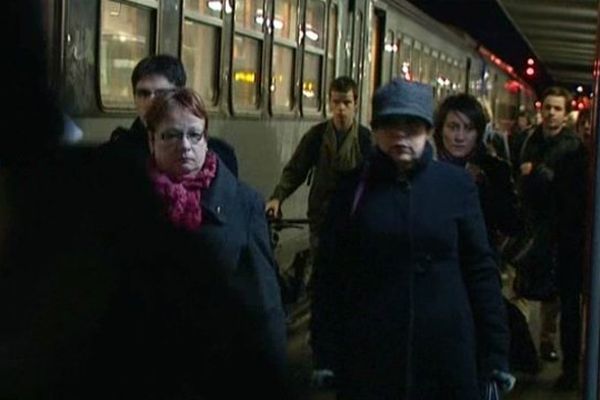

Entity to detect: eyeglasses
[160,130,205,145]
[135,88,175,99]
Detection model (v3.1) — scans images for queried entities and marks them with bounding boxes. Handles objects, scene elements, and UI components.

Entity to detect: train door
[348,0,367,120]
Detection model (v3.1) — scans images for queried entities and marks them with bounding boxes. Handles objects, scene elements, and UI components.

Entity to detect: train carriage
[41,0,535,272]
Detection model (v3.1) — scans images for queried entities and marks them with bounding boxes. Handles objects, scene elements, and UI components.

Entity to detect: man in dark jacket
[311,79,513,399]
[105,54,238,175]
[518,86,587,390]
[265,76,372,288]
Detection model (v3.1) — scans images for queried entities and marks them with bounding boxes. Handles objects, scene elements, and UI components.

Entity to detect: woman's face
[442,110,478,158]
[149,106,207,179]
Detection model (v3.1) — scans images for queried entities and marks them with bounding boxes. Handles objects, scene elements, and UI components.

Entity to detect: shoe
[539,341,559,362]
[554,371,579,391]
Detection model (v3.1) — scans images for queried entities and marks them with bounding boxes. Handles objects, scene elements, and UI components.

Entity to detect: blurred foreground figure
[0,2,287,398]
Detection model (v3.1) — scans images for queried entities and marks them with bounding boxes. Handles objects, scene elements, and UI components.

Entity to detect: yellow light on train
[234,72,256,83]
[303,81,315,98]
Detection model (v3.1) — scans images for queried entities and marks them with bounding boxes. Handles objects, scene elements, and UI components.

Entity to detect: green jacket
[270,120,372,234]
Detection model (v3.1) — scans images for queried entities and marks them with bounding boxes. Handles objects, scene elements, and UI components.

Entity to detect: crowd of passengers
[0,36,591,400]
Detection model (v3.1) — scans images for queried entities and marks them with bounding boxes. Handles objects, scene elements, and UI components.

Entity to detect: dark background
[407,0,553,95]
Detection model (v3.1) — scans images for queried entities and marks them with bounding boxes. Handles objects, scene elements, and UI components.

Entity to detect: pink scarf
[149,151,218,231]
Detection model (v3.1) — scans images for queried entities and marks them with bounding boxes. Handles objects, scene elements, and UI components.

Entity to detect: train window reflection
[232,35,261,110]
[271,45,295,110]
[99,0,154,109]
[184,0,223,18]
[235,0,263,33]
[182,20,220,105]
[274,0,298,41]
[305,0,325,49]
[302,53,322,111]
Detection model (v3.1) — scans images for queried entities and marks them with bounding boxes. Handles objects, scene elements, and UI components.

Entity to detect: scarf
[149,151,218,231]
[322,120,362,172]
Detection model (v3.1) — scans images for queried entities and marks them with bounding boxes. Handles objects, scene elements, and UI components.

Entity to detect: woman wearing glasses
[143,87,288,396]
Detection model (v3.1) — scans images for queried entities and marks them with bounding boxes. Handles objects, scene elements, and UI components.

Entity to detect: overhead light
[577,85,583,93]
[207,1,222,12]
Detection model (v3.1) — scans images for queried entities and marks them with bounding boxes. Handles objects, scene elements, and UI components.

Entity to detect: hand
[265,199,281,219]
[311,368,335,389]
[491,369,516,393]
[520,162,533,176]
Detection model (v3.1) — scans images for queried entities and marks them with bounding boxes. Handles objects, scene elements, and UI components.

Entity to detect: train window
[302,52,322,111]
[184,0,223,18]
[233,0,265,111]
[271,0,298,112]
[325,2,338,100]
[274,0,298,41]
[235,0,263,33]
[271,45,295,111]
[302,0,326,113]
[99,0,155,109]
[182,19,221,106]
[232,35,262,110]
[397,35,412,80]
[352,11,364,83]
[305,0,326,50]
[382,30,395,83]
[412,41,422,82]
[421,46,431,85]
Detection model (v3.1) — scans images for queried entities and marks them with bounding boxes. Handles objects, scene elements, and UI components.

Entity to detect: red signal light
[527,58,535,66]
[526,67,535,76]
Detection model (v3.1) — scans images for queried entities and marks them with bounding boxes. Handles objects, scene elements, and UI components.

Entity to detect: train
[41,0,536,265]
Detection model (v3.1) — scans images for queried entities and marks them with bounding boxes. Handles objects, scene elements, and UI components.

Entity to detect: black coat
[311,145,509,400]
[0,148,287,399]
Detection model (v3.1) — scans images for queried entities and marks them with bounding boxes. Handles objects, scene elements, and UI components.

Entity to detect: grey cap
[371,79,434,127]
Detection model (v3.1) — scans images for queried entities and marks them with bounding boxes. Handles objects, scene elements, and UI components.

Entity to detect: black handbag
[508,231,558,301]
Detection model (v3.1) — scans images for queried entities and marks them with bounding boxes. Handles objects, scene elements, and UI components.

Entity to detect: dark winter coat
[0,148,287,399]
[438,145,522,245]
[311,144,509,400]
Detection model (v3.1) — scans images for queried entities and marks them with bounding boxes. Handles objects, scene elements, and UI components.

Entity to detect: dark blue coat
[311,144,509,400]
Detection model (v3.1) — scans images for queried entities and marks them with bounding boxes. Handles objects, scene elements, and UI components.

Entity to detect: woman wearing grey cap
[311,79,513,399]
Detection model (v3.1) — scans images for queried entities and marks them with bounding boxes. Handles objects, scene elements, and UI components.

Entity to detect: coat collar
[200,157,236,225]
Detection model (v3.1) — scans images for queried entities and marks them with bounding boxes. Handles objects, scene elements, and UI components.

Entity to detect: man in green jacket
[265,76,372,289]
